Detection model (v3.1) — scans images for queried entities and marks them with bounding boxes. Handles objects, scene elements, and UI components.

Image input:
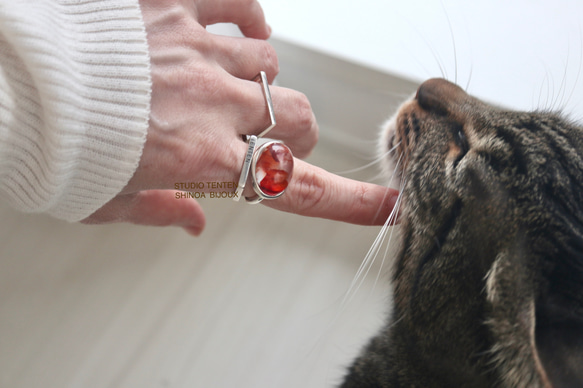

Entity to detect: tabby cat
[341,78,583,387]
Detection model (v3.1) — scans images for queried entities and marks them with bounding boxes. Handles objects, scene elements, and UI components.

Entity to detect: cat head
[380,78,583,387]
[382,78,583,256]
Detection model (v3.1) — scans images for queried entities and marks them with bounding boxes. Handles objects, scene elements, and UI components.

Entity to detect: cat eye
[452,125,469,167]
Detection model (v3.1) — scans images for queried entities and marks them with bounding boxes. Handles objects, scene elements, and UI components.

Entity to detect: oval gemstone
[255,142,294,196]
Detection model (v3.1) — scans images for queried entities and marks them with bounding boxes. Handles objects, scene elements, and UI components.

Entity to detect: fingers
[261,159,401,226]
[82,190,207,236]
[168,1,317,158]
[207,37,318,158]
[196,0,271,39]
[228,81,319,159]
[209,34,279,82]
[136,0,392,231]
[258,86,319,158]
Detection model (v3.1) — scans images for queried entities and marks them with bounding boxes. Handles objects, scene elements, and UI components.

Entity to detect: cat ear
[484,246,553,388]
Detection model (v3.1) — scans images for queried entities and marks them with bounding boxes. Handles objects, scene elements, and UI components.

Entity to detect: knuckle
[354,183,370,210]
[350,183,376,223]
[290,170,327,212]
[261,43,279,76]
[294,93,317,136]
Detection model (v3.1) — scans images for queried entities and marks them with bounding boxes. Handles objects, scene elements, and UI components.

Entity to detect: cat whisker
[341,206,393,307]
[332,157,387,177]
[560,26,583,115]
[558,57,570,111]
[537,67,553,112]
[304,211,396,360]
[307,153,405,357]
[548,44,573,112]
[464,63,474,93]
[341,154,404,308]
[367,170,396,184]
[439,0,458,85]
[333,143,400,176]
[385,315,404,332]
[399,11,448,79]
[371,179,406,292]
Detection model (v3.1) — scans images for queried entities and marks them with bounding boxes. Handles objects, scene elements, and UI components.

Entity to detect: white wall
[259,0,583,119]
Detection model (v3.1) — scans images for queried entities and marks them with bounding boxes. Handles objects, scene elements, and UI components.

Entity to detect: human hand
[83,0,399,235]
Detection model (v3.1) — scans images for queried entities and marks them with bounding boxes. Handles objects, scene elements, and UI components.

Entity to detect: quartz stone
[255,142,294,196]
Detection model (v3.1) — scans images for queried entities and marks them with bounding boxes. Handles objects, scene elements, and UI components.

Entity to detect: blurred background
[261,0,583,118]
[1,1,582,387]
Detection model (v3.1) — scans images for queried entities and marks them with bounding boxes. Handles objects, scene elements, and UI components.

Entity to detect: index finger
[262,159,400,226]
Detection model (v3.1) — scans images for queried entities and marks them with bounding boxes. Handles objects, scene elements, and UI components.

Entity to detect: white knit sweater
[0,0,151,222]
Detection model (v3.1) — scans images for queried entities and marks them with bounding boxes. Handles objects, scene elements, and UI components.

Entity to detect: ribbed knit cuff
[0,0,151,222]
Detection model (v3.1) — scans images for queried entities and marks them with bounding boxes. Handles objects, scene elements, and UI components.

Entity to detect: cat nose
[416,78,467,114]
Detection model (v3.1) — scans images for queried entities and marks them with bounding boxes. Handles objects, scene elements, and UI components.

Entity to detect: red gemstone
[255,142,294,196]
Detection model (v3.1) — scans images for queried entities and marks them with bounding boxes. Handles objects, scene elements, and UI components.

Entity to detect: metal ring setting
[254,71,277,138]
[245,140,294,204]
[234,135,258,202]
[233,71,294,204]
[234,137,294,204]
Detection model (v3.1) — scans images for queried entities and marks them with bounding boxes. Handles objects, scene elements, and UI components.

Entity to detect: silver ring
[233,138,294,204]
[234,71,292,204]
[233,135,257,202]
[243,71,276,141]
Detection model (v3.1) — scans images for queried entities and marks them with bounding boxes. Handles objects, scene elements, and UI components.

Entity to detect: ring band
[254,71,276,138]
[234,72,293,204]
[234,135,258,202]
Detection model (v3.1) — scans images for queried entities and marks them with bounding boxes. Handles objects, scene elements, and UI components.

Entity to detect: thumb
[82,190,207,236]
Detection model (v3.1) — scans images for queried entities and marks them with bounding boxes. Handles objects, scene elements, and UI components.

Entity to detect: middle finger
[230,78,319,159]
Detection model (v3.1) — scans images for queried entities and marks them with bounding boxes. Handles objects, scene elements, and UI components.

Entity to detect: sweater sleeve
[0,0,151,222]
